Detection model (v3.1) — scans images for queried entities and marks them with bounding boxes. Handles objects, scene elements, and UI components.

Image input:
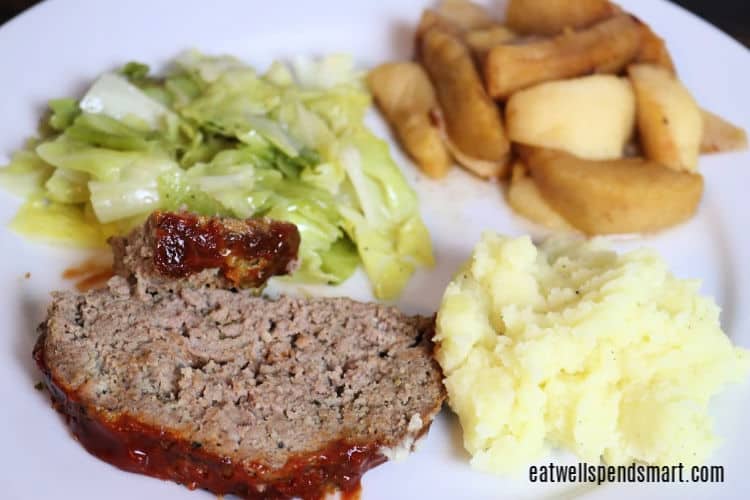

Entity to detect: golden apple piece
[420,27,511,178]
[368,62,435,117]
[484,15,641,99]
[634,22,676,73]
[465,25,518,59]
[519,146,704,235]
[417,9,460,40]
[367,62,452,178]
[417,1,494,41]
[506,74,636,160]
[700,109,748,154]
[506,162,576,231]
[506,0,617,36]
[437,0,496,31]
[629,64,703,172]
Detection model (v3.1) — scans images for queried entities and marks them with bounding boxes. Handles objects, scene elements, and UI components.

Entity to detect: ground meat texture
[110,212,300,291]
[35,278,445,499]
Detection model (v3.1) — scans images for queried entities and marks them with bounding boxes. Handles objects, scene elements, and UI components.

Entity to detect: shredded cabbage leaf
[0,52,433,299]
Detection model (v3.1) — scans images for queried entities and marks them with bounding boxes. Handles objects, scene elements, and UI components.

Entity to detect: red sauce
[62,258,115,292]
[33,333,385,500]
[150,212,300,288]
[341,484,362,500]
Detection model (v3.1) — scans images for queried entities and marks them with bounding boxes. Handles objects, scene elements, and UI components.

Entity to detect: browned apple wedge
[519,146,704,235]
[420,27,511,178]
[465,25,518,59]
[506,161,576,231]
[437,0,496,32]
[367,62,452,178]
[506,0,617,36]
[484,15,642,99]
[417,9,460,40]
[700,109,748,154]
[416,1,494,41]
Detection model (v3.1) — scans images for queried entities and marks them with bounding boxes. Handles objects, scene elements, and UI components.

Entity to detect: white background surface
[0,0,748,498]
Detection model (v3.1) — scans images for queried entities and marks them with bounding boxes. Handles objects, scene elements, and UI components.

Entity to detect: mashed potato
[435,234,749,473]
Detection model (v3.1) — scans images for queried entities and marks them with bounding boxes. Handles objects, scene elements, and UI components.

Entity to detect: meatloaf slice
[110,211,300,291]
[35,278,445,499]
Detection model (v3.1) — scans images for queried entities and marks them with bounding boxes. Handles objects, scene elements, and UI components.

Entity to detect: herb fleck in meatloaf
[110,211,301,291]
[34,278,445,499]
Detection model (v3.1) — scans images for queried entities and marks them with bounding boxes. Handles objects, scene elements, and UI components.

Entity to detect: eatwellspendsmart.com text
[529,462,725,485]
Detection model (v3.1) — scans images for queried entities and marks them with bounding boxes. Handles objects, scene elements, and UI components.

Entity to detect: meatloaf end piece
[34,279,445,499]
[109,211,300,291]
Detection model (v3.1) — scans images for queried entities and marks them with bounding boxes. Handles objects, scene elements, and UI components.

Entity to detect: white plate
[0,0,748,498]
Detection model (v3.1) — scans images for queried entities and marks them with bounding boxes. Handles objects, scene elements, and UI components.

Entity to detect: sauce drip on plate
[62,257,114,292]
